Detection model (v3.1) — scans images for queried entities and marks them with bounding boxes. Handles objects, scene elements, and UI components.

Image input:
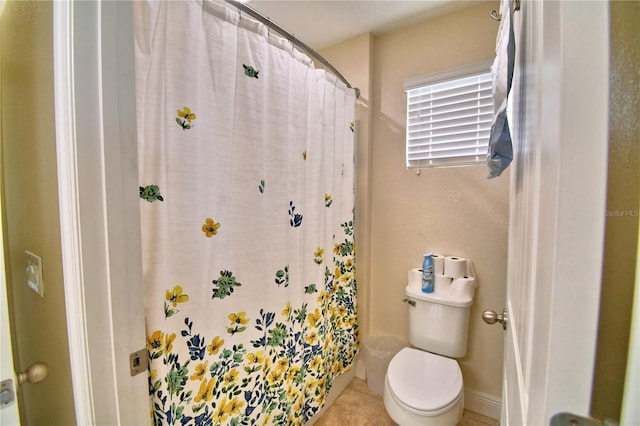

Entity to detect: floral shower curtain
[135,1,358,425]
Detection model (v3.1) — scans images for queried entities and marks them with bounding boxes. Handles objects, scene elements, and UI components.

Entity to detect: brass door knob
[482,309,508,330]
[17,362,49,385]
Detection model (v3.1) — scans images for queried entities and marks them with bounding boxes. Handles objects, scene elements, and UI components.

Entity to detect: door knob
[17,362,49,385]
[482,308,508,330]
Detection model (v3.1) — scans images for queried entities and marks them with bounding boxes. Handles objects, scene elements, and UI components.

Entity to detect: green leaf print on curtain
[146,217,358,425]
[135,1,358,425]
[140,185,164,202]
[211,271,241,300]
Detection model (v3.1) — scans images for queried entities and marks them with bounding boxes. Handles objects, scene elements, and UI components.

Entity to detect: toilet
[383,278,475,425]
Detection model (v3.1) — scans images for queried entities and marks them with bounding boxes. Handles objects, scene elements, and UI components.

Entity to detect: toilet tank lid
[405,285,473,308]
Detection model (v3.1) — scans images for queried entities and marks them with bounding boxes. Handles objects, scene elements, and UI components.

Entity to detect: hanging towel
[487,0,516,178]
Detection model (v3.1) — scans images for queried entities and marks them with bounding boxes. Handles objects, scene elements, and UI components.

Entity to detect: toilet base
[383,376,463,426]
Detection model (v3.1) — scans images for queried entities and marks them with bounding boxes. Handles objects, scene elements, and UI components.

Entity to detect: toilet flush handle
[402,298,416,307]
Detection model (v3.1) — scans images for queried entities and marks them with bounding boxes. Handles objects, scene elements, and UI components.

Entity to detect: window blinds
[406,72,493,168]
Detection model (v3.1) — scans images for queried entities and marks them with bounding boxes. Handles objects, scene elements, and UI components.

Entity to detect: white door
[1,211,20,425]
[500,1,609,425]
[53,1,148,423]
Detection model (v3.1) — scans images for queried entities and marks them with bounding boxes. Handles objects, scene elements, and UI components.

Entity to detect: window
[405,63,493,168]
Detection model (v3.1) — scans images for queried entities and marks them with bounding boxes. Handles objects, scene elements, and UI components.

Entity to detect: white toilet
[383,279,474,425]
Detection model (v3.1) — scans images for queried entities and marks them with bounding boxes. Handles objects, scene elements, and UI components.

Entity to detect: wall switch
[25,251,44,298]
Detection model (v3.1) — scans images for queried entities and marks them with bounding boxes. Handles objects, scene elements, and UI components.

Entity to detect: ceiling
[244,1,477,50]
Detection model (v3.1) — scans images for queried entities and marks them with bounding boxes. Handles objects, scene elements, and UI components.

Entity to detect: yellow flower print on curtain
[194,378,215,403]
[244,350,264,374]
[147,330,176,360]
[227,312,249,335]
[146,216,358,425]
[206,336,224,356]
[313,247,324,265]
[189,361,208,381]
[324,193,332,208]
[201,218,220,238]
[176,106,196,130]
[165,285,189,318]
[212,397,230,424]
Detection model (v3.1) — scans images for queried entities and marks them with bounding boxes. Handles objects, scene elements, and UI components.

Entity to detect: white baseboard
[355,357,366,380]
[464,388,501,420]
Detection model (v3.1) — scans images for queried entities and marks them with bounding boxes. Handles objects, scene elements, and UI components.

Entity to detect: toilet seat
[386,347,463,415]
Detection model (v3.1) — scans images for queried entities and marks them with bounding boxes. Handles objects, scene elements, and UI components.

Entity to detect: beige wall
[322,1,507,399]
[1,1,76,424]
[591,1,640,421]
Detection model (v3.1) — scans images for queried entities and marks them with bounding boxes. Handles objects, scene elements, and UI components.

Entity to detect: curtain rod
[224,0,360,98]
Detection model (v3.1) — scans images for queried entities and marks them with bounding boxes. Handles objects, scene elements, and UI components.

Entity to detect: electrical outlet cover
[25,251,44,298]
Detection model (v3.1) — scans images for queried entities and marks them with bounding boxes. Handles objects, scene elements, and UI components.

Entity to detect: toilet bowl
[383,347,463,425]
[383,262,475,425]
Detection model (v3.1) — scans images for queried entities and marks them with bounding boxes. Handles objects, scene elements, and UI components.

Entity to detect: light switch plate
[25,251,44,298]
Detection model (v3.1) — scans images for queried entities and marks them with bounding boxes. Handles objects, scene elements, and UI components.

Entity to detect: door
[501,1,609,425]
[1,1,77,423]
[1,212,20,425]
[0,5,19,421]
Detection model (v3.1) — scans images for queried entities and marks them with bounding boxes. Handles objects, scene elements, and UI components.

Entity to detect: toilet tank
[405,285,473,358]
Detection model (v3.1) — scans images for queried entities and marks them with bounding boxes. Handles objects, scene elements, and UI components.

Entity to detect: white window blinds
[406,70,493,168]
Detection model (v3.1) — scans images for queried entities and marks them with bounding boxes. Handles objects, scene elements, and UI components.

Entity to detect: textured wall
[322,1,507,400]
[0,1,76,423]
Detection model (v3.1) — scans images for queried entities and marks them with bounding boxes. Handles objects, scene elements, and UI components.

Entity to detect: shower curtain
[135,1,358,425]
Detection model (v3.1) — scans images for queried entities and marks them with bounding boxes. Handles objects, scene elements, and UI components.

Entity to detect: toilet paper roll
[408,268,422,287]
[449,277,476,299]
[432,254,445,275]
[444,256,467,278]
[434,274,453,295]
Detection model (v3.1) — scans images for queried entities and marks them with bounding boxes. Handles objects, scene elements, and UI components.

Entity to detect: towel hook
[490,0,520,21]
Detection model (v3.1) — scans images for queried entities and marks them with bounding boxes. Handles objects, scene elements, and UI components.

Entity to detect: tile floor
[315,378,498,426]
